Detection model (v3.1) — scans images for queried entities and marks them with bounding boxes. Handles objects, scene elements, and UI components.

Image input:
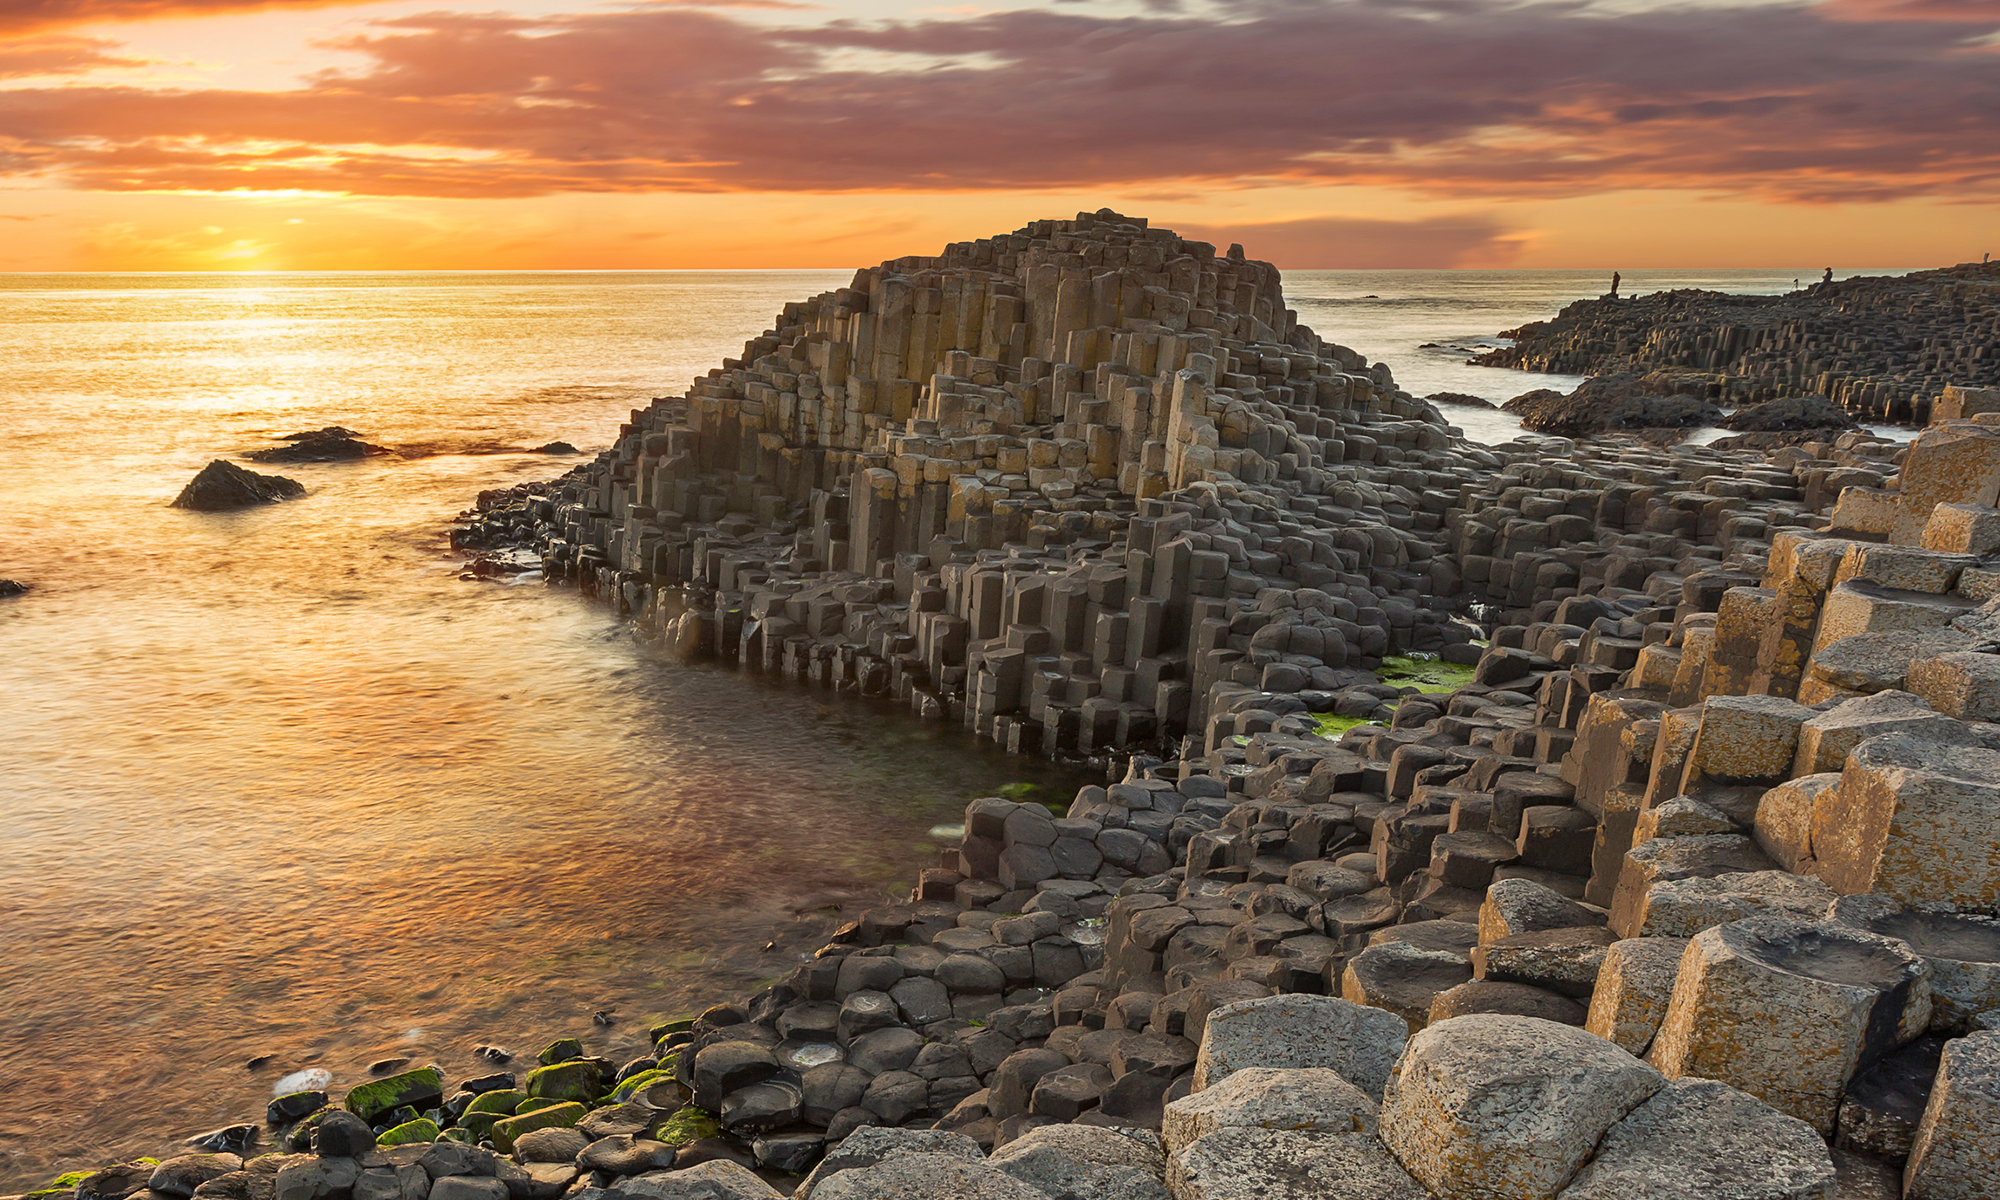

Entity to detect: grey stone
[1340,941,1475,1036]
[1162,1067,1376,1155]
[1632,871,1838,938]
[418,1180,501,1200]
[510,1127,588,1165]
[1903,1029,2000,1200]
[1168,1129,1428,1200]
[275,1160,361,1200]
[1192,993,1408,1099]
[150,1157,244,1199]
[1478,877,1606,944]
[1380,1014,1665,1200]
[809,1154,1048,1200]
[1827,894,2000,1034]
[1585,937,1691,1057]
[794,1128,983,1200]
[987,1124,1169,1200]
[1556,1078,1836,1200]
[617,1162,782,1200]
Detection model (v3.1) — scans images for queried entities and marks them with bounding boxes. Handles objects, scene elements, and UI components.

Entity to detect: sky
[0,0,1995,270]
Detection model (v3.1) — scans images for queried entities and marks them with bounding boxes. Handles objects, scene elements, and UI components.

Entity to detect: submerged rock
[530,441,579,454]
[170,460,305,510]
[245,427,387,463]
[0,579,26,598]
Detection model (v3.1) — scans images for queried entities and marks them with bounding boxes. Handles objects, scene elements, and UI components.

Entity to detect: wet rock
[148,1159,245,1200]
[274,1157,359,1200]
[510,1126,587,1164]
[0,579,25,598]
[171,459,305,510]
[311,1112,376,1157]
[246,428,386,463]
[529,442,578,455]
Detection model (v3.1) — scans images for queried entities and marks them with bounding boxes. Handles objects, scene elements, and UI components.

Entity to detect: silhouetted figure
[1822,267,1833,286]
[1609,271,1621,299]
[1986,252,1991,264]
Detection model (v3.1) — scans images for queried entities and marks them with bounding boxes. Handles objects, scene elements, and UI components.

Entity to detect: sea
[0,265,1894,1186]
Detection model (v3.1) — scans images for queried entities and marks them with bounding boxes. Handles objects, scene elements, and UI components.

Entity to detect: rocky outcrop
[1501,372,1721,436]
[1471,264,2000,424]
[170,460,305,510]
[244,427,388,463]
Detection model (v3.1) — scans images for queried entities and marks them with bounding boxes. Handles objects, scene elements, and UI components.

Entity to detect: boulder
[1502,373,1720,436]
[171,459,305,510]
[793,1128,983,1200]
[1555,1078,1837,1200]
[1720,394,1856,433]
[1341,942,1475,1036]
[1379,1014,1665,1199]
[986,1124,1169,1200]
[1478,878,1606,944]
[246,428,386,463]
[1647,916,1933,1134]
[618,1161,782,1200]
[808,1154,1047,1200]
[1472,926,1616,999]
[1191,994,1409,1099]
[1162,1067,1376,1155]
[1167,1129,1429,1200]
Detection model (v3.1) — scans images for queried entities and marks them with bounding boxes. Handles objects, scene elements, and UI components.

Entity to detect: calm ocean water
[0,265,1889,1185]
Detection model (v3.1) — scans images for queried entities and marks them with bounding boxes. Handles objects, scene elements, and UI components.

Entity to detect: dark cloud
[0,0,1994,202]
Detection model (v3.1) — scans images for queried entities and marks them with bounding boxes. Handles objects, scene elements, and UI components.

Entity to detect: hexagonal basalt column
[1647,916,1933,1134]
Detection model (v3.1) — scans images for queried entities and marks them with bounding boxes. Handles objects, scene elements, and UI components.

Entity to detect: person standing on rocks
[1609,271,1621,299]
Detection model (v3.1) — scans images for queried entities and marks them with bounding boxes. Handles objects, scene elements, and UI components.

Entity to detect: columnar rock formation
[31,216,2000,1200]
[1470,264,2000,425]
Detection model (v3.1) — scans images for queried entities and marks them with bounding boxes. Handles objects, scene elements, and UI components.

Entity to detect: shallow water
[0,264,1892,1187]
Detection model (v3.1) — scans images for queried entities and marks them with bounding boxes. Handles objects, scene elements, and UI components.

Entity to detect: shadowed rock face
[1501,373,1721,437]
[170,459,305,511]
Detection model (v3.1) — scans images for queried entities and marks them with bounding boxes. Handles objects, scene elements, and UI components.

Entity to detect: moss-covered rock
[537,1039,582,1065]
[51,1173,89,1188]
[375,1119,439,1147]
[608,1069,673,1105]
[464,1089,526,1116]
[343,1067,444,1123]
[1379,654,1477,693]
[439,1127,476,1145]
[524,1061,601,1104]
[651,1107,721,1148]
[490,1102,584,1154]
[647,1018,695,1043]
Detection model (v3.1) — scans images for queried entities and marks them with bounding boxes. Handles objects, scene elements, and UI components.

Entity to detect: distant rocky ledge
[1472,264,2000,426]
[25,213,2000,1200]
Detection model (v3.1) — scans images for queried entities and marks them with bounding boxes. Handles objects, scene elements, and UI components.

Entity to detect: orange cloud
[0,0,1995,206]
[0,0,376,36]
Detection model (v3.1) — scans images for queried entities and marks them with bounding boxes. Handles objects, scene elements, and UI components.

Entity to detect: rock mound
[245,427,387,463]
[1719,394,1857,433]
[1424,392,1497,409]
[531,441,580,454]
[1502,372,1721,436]
[170,460,305,510]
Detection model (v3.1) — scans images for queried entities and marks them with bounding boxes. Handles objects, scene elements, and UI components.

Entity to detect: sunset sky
[0,0,1995,270]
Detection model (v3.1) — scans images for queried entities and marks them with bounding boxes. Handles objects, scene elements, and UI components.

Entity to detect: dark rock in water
[309,1111,376,1157]
[460,1071,516,1094]
[1425,391,1498,410]
[171,460,305,511]
[1719,393,1858,432]
[1502,372,1721,436]
[182,1128,257,1157]
[530,441,579,454]
[268,1090,326,1123]
[246,427,385,463]
[368,1057,412,1076]
[0,579,26,598]
[75,1164,155,1200]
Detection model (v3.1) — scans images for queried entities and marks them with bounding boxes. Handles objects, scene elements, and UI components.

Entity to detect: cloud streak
[0,0,1995,204]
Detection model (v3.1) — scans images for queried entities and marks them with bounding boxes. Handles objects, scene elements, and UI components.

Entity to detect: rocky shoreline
[1469,266,2000,426]
[19,214,2000,1199]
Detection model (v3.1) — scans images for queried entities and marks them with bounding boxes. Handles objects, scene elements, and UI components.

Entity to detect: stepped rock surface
[28,214,2000,1200]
